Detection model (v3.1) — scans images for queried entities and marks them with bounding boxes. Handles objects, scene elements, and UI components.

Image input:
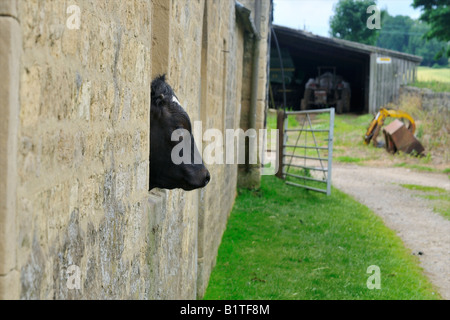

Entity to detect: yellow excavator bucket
[364,108,424,156]
[364,108,416,146]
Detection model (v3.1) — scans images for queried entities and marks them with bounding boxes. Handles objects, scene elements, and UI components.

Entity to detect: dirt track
[332,164,450,299]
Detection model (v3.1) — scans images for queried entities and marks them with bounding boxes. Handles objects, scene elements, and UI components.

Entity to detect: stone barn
[0,0,271,299]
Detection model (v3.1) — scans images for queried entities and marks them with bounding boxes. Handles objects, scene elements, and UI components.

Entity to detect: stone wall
[0,0,21,299]
[237,0,272,189]
[399,86,450,112]
[0,0,271,299]
[16,0,155,300]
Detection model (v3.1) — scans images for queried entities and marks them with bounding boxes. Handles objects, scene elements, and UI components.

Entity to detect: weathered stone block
[0,16,21,289]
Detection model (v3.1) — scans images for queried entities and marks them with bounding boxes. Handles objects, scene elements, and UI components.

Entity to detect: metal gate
[277,108,335,195]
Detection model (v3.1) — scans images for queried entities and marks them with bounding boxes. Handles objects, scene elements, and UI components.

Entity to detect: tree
[412,0,450,57]
[376,13,414,53]
[329,0,383,45]
[407,20,449,66]
[376,13,448,66]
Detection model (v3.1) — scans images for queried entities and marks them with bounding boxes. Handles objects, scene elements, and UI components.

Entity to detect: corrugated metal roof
[273,25,423,63]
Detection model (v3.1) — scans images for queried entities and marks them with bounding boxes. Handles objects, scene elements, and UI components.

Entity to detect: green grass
[425,197,450,220]
[203,175,440,300]
[266,110,302,131]
[393,162,450,174]
[267,108,449,171]
[321,113,383,162]
[400,184,450,220]
[410,80,450,93]
[393,162,436,172]
[336,156,363,163]
[400,184,447,193]
[268,98,449,171]
[267,111,381,162]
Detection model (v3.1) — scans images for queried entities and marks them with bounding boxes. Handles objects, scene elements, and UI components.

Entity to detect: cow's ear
[151,93,165,106]
[155,94,167,108]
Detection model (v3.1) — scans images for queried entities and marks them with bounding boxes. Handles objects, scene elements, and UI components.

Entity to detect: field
[417,66,450,83]
[412,66,450,92]
[203,175,440,300]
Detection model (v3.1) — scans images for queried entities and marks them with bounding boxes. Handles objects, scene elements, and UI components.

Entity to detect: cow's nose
[204,171,211,186]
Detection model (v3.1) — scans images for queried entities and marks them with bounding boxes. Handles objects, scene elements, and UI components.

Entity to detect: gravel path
[332,164,450,299]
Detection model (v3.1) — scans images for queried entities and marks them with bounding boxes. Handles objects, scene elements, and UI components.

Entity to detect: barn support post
[236,1,264,188]
[368,53,377,114]
[247,0,261,174]
[275,109,285,179]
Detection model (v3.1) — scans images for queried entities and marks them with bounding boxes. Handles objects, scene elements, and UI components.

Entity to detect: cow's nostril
[204,171,211,185]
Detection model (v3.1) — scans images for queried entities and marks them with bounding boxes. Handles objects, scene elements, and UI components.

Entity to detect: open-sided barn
[270,25,422,114]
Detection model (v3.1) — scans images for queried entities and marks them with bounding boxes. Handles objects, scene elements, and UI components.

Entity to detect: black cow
[149,75,210,191]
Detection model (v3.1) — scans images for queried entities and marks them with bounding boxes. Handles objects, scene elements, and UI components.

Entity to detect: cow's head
[150,75,210,191]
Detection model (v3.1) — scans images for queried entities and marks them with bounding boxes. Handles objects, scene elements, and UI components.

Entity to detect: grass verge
[410,80,450,93]
[400,183,450,220]
[203,175,440,300]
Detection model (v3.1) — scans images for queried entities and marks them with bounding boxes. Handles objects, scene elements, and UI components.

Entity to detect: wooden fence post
[276,109,285,179]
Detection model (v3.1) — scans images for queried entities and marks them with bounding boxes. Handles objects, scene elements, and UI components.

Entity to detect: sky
[272,0,423,37]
